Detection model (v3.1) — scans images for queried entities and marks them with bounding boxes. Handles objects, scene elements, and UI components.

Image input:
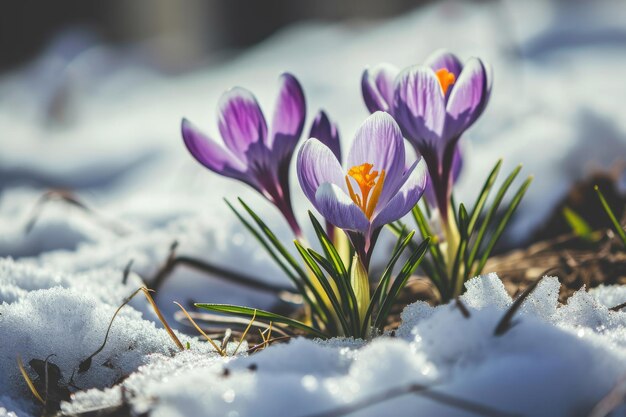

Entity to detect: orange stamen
[345,163,386,219]
[435,68,456,95]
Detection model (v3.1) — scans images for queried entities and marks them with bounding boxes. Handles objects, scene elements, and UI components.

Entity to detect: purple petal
[182,118,258,188]
[371,158,428,230]
[315,183,370,233]
[444,58,489,139]
[218,88,268,160]
[346,112,406,207]
[392,66,446,154]
[268,73,306,158]
[424,49,463,79]
[361,63,399,113]
[297,138,345,205]
[309,110,341,161]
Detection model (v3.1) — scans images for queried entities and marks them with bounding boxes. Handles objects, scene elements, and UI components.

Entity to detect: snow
[53,274,626,417]
[1,0,626,415]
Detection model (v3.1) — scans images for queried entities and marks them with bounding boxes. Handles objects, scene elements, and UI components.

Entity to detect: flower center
[345,163,386,219]
[435,68,456,95]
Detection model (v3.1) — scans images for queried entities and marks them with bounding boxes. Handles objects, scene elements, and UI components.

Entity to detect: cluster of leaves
[196,199,429,339]
[390,159,532,302]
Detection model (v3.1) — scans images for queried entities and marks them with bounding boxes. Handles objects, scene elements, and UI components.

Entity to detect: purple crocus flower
[362,50,491,224]
[309,110,342,239]
[297,111,427,267]
[182,73,306,236]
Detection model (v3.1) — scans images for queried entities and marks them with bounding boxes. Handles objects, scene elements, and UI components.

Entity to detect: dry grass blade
[141,287,184,351]
[79,287,183,373]
[233,309,257,356]
[247,336,292,354]
[17,355,45,404]
[299,382,521,417]
[494,276,544,337]
[173,301,225,356]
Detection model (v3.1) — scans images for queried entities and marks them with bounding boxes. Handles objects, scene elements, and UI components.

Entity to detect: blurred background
[1,0,439,73]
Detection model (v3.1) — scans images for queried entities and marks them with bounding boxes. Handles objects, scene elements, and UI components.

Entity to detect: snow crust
[54,274,626,417]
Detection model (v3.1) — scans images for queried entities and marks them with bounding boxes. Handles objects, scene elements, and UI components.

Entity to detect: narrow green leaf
[227,199,325,326]
[473,176,533,276]
[467,159,502,235]
[595,185,626,247]
[307,247,358,332]
[361,231,416,336]
[226,200,304,292]
[450,204,469,296]
[195,304,327,339]
[308,212,348,279]
[295,242,351,335]
[562,206,593,241]
[466,164,522,274]
[374,237,430,330]
[308,212,360,333]
[412,205,448,282]
[238,198,308,278]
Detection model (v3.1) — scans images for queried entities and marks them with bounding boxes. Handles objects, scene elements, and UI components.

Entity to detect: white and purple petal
[444,58,489,140]
[268,73,306,159]
[309,110,341,162]
[392,66,446,154]
[315,183,370,233]
[182,118,258,189]
[218,87,268,159]
[361,63,399,113]
[371,158,428,230]
[297,138,346,205]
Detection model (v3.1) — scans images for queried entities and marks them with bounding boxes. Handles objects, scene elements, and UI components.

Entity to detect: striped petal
[371,158,427,230]
[182,119,258,189]
[361,63,399,113]
[309,110,341,162]
[268,73,306,159]
[218,87,268,161]
[297,138,345,205]
[445,58,490,139]
[315,183,370,233]
[392,66,446,154]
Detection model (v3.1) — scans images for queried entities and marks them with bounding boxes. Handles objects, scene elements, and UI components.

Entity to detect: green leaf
[294,242,350,335]
[227,199,326,326]
[238,199,308,279]
[195,304,327,339]
[473,176,533,276]
[595,185,626,247]
[226,199,304,292]
[467,159,502,235]
[308,212,360,333]
[361,230,416,337]
[412,205,447,283]
[562,206,593,241]
[374,237,430,330]
[465,164,521,275]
